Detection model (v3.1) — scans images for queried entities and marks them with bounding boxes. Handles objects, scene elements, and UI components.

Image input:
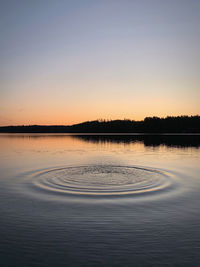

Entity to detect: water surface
[0,134,200,266]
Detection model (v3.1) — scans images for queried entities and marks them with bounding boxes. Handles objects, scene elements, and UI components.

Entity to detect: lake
[0,133,200,266]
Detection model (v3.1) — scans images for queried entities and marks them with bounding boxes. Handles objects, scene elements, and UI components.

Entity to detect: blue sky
[0,0,199,125]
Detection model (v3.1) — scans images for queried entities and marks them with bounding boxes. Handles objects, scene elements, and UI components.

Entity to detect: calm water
[0,134,200,266]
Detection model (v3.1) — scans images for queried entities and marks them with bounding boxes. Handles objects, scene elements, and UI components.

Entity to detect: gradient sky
[0,0,199,125]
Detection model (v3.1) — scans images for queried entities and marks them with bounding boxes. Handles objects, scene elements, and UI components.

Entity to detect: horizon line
[0,114,199,128]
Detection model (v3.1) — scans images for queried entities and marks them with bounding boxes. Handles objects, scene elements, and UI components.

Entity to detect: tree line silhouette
[0,115,199,133]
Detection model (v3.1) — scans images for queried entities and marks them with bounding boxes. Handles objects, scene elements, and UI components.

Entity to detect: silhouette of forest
[0,115,199,133]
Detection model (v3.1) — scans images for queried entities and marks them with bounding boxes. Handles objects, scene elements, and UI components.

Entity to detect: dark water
[0,134,200,266]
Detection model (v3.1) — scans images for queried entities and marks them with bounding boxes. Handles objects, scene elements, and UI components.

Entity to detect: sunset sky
[0,0,199,126]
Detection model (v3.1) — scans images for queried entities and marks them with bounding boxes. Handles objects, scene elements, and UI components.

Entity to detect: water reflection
[73,134,200,148]
[1,133,200,148]
[0,134,200,266]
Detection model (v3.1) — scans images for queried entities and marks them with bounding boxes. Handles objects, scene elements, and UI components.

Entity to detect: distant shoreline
[0,116,200,133]
[0,133,200,135]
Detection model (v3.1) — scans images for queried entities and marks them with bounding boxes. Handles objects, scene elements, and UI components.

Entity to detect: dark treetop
[0,116,200,133]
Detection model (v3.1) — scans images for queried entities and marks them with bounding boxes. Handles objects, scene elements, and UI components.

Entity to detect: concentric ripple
[29,165,174,197]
